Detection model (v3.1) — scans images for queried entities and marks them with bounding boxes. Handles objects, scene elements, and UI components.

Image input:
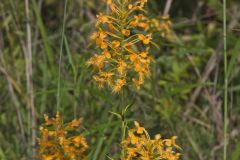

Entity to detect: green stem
[121,119,126,158]
[120,91,126,159]
[223,0,228,159]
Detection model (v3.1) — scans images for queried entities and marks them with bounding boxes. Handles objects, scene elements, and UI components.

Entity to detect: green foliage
[0,0,240,159]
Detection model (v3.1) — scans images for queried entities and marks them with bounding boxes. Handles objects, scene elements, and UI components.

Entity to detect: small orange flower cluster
[122,121,181,160]
[87,0,156,93]
[148,16,172,37]
[38,113,88,160]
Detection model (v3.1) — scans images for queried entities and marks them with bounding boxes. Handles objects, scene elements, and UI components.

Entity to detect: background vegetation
[0,0,240,159]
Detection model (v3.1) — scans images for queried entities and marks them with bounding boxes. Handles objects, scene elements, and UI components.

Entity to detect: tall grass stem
[223,0,228,159]
[25,0,36,158]
[57,0,68,112]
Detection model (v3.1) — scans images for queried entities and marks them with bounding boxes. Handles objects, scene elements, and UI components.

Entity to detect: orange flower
[138,34,152,44]
[129,131,138,144]
[128,4,133,10]
[122,29,131,36]
[86,54,105,70]
[99,71,114,85]
[111,40,121,48]
[117,60,127,75]
[134,121,145,134]
[106,0,112,5]
[113,78,126,93]
[93,75,105,88]
[96,13,109,25]
[103,50,111,59]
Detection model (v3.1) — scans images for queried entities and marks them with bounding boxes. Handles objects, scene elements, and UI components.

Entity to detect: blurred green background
[0,0,240,159]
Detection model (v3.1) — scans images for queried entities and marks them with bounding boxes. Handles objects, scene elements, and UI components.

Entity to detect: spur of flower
[38,112,88,160]
[121,121,181,160]
[87,0,157,93]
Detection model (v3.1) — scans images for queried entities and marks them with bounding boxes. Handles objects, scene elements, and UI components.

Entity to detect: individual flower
[121,121,181,160]
[38,112,88,160]
[87,0,156,93]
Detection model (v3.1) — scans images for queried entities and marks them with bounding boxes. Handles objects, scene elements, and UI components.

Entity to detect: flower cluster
[147,16,172,37]
[38,112,88,160]
[87,0,156,93]
[122,121,181,160]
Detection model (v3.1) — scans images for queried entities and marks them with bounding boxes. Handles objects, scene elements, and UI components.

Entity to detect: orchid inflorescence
[38,112,88,160]
[122,121,181,160]
[87,0,158,93]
